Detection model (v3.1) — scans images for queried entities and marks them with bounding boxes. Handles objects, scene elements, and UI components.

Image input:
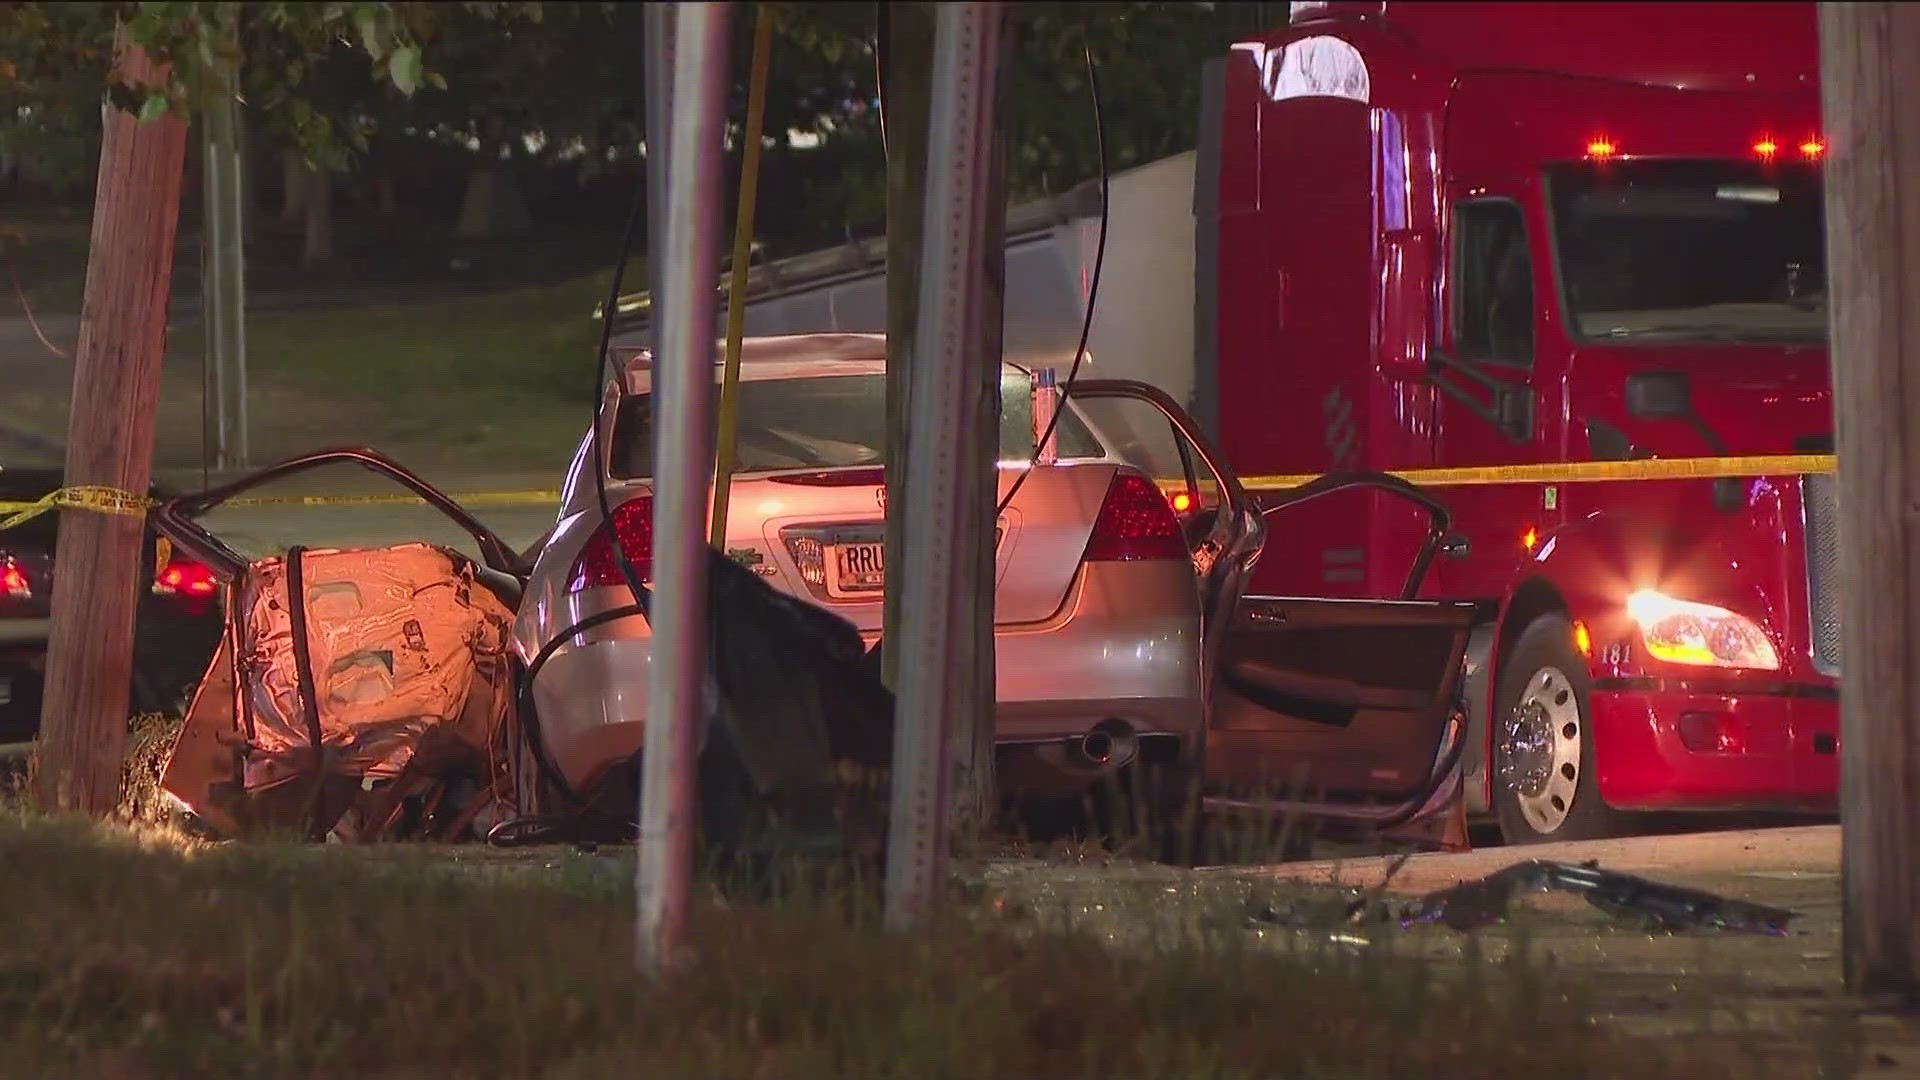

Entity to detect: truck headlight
[1626,589,1780,671]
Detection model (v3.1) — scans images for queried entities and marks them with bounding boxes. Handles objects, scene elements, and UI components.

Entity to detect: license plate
[827,542,885,597]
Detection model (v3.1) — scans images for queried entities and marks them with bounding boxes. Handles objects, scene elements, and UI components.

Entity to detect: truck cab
[1205,1,1837,841]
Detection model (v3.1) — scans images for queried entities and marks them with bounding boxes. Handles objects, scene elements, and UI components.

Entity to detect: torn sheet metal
[1248,857,1798,937]
[161,542,519,840]
[1397,859,1800,934]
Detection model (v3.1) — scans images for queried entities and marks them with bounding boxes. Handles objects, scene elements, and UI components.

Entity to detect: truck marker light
[1572,620,1592,658]
[1625,589,1780,671]
[1799,138,1825,159]
[1753,138,1778,159]
[1521,526,1538,553]
[1585,138,1617,160]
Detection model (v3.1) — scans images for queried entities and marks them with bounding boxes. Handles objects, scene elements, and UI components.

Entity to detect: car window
[610,369,1105,480]
[1453,199,1535,367]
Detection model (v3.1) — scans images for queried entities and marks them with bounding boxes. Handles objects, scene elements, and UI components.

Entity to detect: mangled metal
[1398,859,1800,934]
[1248,857,1799,937]
[147,447,896,866]
[162,542,518,841]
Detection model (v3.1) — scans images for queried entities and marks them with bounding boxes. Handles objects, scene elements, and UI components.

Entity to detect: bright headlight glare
[1625,589,1780,671]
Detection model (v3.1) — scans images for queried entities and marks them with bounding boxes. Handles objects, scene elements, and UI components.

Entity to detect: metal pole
[199,15,247,470]
[884,0,1006,931]
[636,0,730,978]
[200,98,228,468]
[227,93,249,467]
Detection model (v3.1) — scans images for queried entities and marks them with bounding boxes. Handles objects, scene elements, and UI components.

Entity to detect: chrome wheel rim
[1503,665,1583,835]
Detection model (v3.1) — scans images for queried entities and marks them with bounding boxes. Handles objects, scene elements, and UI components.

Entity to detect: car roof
[616,332,1035,395]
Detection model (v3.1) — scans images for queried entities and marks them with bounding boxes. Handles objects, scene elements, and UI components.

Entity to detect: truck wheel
[1492,615,1628,844]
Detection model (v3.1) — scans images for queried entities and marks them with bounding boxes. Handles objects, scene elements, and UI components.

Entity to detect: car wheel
[1492,615,1629,844]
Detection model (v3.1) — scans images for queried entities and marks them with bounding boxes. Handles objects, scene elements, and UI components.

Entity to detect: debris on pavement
[1400,859,1801,934]
[1248,858,1800,937]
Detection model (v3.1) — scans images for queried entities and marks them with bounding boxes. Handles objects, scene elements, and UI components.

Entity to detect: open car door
[1066,382,1475,835]
[149,448,530,838]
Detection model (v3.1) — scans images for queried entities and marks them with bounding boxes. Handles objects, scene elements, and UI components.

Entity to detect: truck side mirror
[1624,371,1694,420]
[1381,230,1434,379]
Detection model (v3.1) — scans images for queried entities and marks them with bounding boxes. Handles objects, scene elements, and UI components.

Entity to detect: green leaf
[137,92,168,123]
[354,5,387,60]
[387,43,421,96]
[425,70,448,91]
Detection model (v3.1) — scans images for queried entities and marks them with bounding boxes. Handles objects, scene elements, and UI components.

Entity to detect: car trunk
[730,462,1116,633]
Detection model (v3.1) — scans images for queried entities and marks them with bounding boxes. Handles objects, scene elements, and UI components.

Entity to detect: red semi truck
[1200,1,1834,842]
[626,0,1838,845]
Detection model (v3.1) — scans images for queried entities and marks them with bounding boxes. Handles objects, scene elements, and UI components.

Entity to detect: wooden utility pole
[1821,1,1920,995]
[881,1,936,693]
[33,35,190,813]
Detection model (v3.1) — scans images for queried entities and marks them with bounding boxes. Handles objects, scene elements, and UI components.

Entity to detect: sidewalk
[1240,826,1914,1074]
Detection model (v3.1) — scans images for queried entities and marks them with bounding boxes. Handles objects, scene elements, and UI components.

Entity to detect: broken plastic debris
[1397,859,1799,934]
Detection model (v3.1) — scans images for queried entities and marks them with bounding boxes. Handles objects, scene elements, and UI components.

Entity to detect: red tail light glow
[568,495,655,592]
[0,556,29,599]
[1753,138,1778,160]
[1799,138,1825,159]
[1083,470,1188,562]
[152,557,216,598]
[1585,137,1617,161]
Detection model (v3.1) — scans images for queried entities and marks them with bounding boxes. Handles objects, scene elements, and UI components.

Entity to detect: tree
[2,0,476,814]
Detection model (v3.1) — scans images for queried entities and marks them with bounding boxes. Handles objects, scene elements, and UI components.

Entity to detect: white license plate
[827,542,885,597]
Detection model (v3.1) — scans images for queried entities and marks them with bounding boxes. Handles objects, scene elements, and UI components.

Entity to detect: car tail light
[568,495,654,593]
[152,557,218,598]
[0,555,29,599]
[1083,469,1188,562]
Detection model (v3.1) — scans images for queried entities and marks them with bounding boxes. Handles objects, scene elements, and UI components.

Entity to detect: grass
[0,798,1854,1080]
[227,272,615,475]
[2,198,626,476]
[0,266,619,477]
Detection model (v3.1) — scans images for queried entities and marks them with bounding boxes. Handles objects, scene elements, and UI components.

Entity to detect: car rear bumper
[1589,680,1839,812]
[520,561,1206,793]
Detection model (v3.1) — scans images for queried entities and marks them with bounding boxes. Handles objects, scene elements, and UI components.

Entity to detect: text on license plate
[829,542,884,595]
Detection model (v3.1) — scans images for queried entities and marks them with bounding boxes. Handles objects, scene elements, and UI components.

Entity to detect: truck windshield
[610,367,1105,480]
[1547,160,1825,344]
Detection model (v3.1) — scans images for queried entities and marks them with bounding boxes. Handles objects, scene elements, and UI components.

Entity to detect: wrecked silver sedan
[147,360,1478,861]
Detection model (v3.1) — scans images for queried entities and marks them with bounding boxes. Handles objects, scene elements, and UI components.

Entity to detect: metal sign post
[884,1,1008,932]
[199,12,248,469]
[636,0,730,978]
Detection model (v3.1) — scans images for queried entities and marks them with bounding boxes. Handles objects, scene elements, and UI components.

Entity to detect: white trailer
[608,151,1205,424]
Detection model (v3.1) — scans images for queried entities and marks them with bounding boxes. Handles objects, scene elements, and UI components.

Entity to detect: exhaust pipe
[1077,719,1138,770]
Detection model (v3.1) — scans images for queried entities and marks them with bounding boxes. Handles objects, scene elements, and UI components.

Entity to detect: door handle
[1441,533,1471,559]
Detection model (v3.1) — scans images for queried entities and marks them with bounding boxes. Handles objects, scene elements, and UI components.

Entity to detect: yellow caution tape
[1231,453,1837,491]
[0,486,154,530]
[0,486,565,531]
[0,453,1841,533]
[1153,453,1838,497]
